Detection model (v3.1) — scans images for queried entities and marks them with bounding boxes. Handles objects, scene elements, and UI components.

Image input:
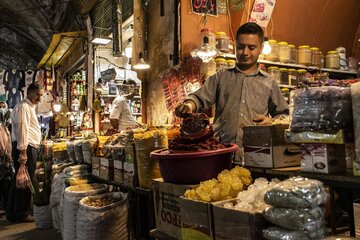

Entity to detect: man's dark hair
[27,82,41,93]
[236,22,264,43]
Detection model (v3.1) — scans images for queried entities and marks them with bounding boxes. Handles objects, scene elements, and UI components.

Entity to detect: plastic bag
[34,204,52,229]
[16,163,30,189]
[63,183,109,240]
[264,177,328,209]
[290,86,352,132]
[263,226,325,240]
[263,206,325,231]
[76,192,128,240]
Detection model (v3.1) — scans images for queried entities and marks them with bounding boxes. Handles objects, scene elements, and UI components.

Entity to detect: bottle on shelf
[288,69,297,86]
[200,28,216,49]
[310,47,323,68]
[267,66,281,83]
[279,68,289,85]
[297,45,312,66]
[325,51,340,70]
[226,59,236,69]
[278,41,291,63]
[215,32,229,53]
[215,57,227,70]
[296,69,308,85]
[288,44,297,64]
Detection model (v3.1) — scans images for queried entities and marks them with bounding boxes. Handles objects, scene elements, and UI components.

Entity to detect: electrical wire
[227,0,234,41]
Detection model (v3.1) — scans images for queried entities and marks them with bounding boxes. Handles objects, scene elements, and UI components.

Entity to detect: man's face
[28,89,43,105]
[0,103,6,109]
[236,34,263,69]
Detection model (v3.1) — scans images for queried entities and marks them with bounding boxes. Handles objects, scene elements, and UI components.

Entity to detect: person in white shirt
[6,83,42,223]
[110,80,136,131]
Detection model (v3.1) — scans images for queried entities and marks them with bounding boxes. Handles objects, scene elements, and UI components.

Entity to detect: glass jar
[202,60,216,77]
[297,69,307,85]
[279,68,289,85]
[320,51,325,68]
[326,50,340,69]
[278,41,291,63]
[297,45,312,66]
[226,59,236,69]
[264,39,279,62]
[215,57,227,70]
[227,37,235,54]
[310,47,323,68]
[200,28,216,49]
[280,87,290,103]
[267,66,281,83]
[215,32,229,53]
[288,69,297,86]
[288,44,297,63]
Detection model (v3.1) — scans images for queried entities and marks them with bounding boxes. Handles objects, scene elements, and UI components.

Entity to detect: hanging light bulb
[69,114,75,121]
[53,101,61,113]
[125,40,132,58]
[191,36,218,63]
[262,37,272,55]
[133,52,150,70]
[48,111,53,117]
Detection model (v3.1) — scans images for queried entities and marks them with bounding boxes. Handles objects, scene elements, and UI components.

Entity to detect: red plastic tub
[150,144,238,184]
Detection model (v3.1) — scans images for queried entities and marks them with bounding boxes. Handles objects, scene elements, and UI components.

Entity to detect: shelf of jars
[258,60,357,75]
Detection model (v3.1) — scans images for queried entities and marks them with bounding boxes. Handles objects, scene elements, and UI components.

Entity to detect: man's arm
[175,100,196,117]
[268,80,289,118]
[110,119,119,129]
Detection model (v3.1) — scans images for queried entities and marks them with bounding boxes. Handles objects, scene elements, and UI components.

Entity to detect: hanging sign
[229,0,245,13]
[249,0,276,27]
[191,0,218,16]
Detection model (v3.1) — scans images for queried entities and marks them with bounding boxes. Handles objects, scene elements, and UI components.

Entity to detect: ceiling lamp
[90,37,112,45]
[262,37,272,55]
[191,36,218,63]
[125,40,132,58]
[133,52,150,70]
[53,101,62,113]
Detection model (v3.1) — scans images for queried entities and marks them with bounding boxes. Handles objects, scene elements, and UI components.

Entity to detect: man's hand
[19,151,27,165]
[175,101,195,118]
[253,115,272,126]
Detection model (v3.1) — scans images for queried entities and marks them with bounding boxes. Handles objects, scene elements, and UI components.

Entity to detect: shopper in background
[175,22,288,160]
[110,80,137,131]
[0,101,12,214]
[6,83,42,222]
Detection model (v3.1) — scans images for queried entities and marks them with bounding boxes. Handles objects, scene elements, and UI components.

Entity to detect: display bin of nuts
[63,184,109,240]
[77,192,128,240]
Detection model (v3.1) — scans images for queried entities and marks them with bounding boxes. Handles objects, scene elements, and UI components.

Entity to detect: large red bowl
[150,144,238,184]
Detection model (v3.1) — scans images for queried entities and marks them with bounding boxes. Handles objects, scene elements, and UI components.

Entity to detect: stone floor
[0,210,62,240]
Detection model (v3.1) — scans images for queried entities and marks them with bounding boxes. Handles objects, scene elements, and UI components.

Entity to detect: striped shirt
[186,66,288,147]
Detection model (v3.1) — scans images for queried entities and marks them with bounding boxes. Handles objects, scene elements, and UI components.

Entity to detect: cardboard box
[124,161,135,187]
[92,164,100,177]
[243,124,289,146]
[285,129,353,144]
[179,197,214,240]
[244,144,300,168]
[99,158,114,180]
[114,160,124,184]
[353,200,360,237]
[212,199,268,240]
[300,144,346,173]
[92,156,101,177]
[152,179,195,240]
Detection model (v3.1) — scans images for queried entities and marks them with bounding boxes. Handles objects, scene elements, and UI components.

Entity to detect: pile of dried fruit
[82,195,117,208]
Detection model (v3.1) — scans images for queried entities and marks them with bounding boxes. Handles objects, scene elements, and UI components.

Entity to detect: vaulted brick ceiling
[0,0,85,69]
